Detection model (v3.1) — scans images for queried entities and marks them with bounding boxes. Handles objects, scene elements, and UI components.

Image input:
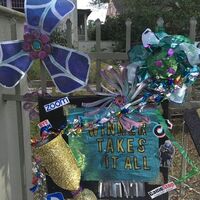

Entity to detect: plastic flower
[23,27,51,60]
[128,28,200,103]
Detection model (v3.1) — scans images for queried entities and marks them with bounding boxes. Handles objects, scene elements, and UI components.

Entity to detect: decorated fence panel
[1,1,200,199]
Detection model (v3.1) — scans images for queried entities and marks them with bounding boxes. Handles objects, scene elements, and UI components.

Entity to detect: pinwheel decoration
[0,0,90,94]
[82,66,149,131]
[128,28,200,103]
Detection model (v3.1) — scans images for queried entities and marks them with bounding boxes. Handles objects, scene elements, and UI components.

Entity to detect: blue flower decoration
[0,0,90,94]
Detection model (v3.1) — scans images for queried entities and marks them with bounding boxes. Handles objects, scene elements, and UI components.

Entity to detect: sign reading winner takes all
[68,108,168,182]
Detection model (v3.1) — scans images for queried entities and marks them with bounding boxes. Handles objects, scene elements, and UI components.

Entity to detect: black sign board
[38,96,168,200]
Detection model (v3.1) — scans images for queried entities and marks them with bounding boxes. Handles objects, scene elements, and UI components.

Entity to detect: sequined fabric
[36,134,81,191]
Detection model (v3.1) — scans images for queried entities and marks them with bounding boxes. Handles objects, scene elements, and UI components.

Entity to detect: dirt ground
[168,123,200,200]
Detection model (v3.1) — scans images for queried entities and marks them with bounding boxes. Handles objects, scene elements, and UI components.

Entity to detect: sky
[77,0,92,9]
[77,0,109,23]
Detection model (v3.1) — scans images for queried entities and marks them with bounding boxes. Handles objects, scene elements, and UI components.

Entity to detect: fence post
[185,17,197,102]
[125,18,132,53]
[66,19,72,48]
[179,17,197,197]
[180,121,189,198]
[10,17,27,200]
[95,19,101,92]
[84,13,88,41]
[40,60,47,94]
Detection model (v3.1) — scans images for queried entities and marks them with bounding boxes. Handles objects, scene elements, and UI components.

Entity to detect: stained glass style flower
[0,0,90,94]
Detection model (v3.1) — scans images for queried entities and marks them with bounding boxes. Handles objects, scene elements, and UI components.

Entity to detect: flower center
[114,95,126,107]
[32,40,42,51]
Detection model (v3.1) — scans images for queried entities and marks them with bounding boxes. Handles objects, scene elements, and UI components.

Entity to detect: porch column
[84,13,88,41]
[6,0,12,8]
[71,0,78,48]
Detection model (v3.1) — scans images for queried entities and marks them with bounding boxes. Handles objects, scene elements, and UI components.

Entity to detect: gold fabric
[36,134,81,191]
[74,189,97,200]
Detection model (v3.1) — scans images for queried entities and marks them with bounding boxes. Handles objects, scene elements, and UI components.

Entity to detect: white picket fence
[0,5,32,200]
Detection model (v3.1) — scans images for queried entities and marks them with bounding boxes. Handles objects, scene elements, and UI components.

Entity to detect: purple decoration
[43,44,51,53]
[23,28,51,60]
[119,115,145,131]
[0,0,91,94]
[114,95,126,107]
[32,30,41,39]
[167,48,174,57]
[24,32,33,42]
[38,51,48,60]
[40,34,50,43]
[30,51,38,59]
[23,42,31,51]
[155,60,163,67]
[23,92,39,120]
[168,78,173,85]
[23,102,33,110]
[71,187,83,198]
[168,67,176,75]
[145,44,151,48]
[23,91,51,120]
[29,109,39,121]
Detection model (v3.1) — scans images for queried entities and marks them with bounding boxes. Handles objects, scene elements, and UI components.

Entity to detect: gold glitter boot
[36,134,97,200]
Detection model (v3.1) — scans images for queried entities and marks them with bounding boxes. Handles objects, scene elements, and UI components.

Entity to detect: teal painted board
[68,108,168,182]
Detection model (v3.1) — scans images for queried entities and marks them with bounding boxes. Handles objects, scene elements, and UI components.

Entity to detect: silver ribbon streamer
[98,181,145,198]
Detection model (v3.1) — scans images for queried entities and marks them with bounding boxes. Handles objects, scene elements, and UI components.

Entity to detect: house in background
[107,0,126,17]
[58,0,92,43]
[0,0,24,12]
[1,0,91,47]
[87,3,109,24]
[77,8,91,41]
[0,0,118,51]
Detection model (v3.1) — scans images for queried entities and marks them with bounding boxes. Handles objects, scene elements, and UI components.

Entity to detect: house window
[12,0,24,9]
[0,0,7,6]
